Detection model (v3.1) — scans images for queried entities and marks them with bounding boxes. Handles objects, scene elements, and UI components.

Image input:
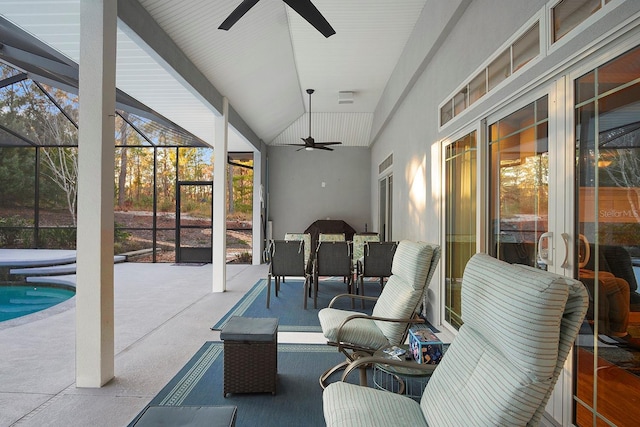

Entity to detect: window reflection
[574,45,640,427]
[489,96,549,269]
[444,132,476,329]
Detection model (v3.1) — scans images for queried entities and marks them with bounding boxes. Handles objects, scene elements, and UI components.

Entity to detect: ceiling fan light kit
[219,0,336,38]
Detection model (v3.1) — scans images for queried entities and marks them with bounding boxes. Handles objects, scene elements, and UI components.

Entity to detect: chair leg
[319,360,350,389]
[303,277,308,310]
[349,276,355,309]
[314,273,319,309]
[360,276,366,309]
[267,274,272,308]
[319,352,372,389]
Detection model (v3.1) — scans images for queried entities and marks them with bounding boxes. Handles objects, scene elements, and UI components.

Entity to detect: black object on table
[304,219,356,252]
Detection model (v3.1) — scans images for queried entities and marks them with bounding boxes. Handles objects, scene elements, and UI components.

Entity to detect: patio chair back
[420,253,589,426]
[269,240,306,277]
[267,240,310,308]
[313,241,353,308]
[284,232,312,272]
[361,241,397,278]
[371,241,440,345]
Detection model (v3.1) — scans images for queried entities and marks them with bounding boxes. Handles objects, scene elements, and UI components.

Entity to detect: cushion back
[319,233,346,242]
[352,233,380,265]
[421,253,588,426]
[372,241,439,345]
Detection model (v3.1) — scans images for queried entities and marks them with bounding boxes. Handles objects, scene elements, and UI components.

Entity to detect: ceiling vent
[338,91,354,104]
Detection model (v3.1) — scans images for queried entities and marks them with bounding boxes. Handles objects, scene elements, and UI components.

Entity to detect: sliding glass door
[488,96,549,269]
[573,44,640,427]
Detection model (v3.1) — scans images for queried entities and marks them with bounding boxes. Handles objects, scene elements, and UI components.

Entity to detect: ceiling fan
[218,0,336,38]
[288,89,342,151]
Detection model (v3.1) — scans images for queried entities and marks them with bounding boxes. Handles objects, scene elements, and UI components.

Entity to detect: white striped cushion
[390,241,434,290]
[460,254,571,379]
[318,308,390,349]
[420,253,587,426]
[421,325,551,426]
[371,275,424,345]
[323,382,428,427]
[372,241,435,343]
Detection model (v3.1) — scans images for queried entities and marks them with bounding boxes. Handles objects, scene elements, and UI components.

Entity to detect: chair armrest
[340,355,437,383]
[328,293,378,307]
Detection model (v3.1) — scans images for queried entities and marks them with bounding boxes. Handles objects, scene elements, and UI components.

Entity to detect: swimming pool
[0,285,75,322]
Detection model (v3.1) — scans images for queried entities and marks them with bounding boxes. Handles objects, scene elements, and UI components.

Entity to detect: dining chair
[356,241,397,308]
[266,239,311,309]
[313,240,353,309]
[352,232,379,268]
[284,232,313,274]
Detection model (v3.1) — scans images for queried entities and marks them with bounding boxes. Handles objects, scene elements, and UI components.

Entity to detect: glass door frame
[483,79,574,425]
[175,180,214,263]
[565,36,640,427]
[440,123,485,333]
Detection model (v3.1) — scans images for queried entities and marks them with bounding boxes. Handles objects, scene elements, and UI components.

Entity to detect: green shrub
[234,251,252,264]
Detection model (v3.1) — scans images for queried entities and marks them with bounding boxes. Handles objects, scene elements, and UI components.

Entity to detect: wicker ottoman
[220,316,278,397]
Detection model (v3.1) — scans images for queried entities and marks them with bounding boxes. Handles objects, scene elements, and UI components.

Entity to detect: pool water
[0,285,75,322]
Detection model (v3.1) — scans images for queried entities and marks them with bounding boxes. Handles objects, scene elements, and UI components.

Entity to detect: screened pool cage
[0,60,254,264]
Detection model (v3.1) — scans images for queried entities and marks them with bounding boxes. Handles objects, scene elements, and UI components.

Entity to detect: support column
[75,0,117,387]
[212,97,229,292]
[252,150,262,265]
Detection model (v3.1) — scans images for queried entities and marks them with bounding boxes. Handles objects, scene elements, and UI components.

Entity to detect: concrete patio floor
[0,259,324,427]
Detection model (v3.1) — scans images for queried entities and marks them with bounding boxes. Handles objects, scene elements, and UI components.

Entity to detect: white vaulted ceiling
[0,0,428,151]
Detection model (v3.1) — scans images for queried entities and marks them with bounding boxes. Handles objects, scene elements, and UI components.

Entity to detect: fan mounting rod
[306,89,314,138]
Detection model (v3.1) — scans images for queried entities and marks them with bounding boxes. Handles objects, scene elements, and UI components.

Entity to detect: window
[444,131,477,329]
[440,21,540,127]
[552,0,608,42]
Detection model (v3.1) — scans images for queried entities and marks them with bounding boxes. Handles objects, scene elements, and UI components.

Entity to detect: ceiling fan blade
[316,146,334,151]
[316,142,342,146]
[283,0,336,38]
[218,0,261,31]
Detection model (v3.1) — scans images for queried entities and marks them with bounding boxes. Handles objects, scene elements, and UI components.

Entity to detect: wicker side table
[220,316,278,397]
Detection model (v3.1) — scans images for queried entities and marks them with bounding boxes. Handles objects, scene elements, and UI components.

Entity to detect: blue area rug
[212,277,380,332]
[130,342,357,427]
